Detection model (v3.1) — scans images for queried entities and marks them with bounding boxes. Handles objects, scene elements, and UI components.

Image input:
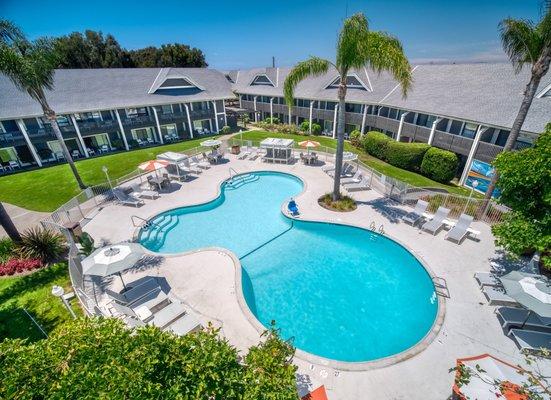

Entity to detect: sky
[1,0,545,70]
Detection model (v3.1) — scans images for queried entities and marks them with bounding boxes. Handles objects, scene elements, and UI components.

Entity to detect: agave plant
[17,227,66,262]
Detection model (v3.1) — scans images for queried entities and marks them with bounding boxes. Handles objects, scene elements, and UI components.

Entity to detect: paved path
[83,153,551,400]
[0,202,49,238]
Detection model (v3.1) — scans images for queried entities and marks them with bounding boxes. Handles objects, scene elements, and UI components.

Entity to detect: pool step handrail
[228,167,239,180]
[132,215,155,228]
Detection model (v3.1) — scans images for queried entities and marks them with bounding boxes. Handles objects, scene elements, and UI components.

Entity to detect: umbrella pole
[119,272,127,291]
[520,310,532,329]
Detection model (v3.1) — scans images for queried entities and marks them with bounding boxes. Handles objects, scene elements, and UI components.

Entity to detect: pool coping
[130,168,446,371]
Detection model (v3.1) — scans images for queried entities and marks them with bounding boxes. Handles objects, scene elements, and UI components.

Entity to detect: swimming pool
[140,171,438,362]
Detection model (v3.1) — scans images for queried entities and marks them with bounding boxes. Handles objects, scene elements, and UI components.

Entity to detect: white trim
[222,101,227,126]
[148,72,205,94]
[332,104,338,139]
[536,82,551,98]
[270,97,274,121]
[183,104,194,138]
[460,125,488,185]
[212,101,220,132]
[114,110,130,151]
[0,121,5,134]
[70,115,89,157]
[396,112,410,142]
[427,117,443,145]
[253,96,258,122]
[16,119,42,167]
[360,104,368,135]
[325,73,371,91]
[363,67,374,92]
[249,74,275,87]
[152,107,164,144]
[276,68,280,87]
[308,101,314,134]
[148,68,165,94]
[379,65,419,103]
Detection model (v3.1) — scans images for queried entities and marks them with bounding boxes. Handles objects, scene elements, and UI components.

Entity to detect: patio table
[149,176,167,191]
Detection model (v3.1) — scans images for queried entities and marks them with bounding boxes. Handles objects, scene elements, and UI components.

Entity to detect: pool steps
[225,173,259,190]
[140,214,179,250]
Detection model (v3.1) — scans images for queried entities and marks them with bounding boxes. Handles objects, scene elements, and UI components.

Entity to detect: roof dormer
[148,69,204,94]
[326,74,370,91]
[250,74,274,87]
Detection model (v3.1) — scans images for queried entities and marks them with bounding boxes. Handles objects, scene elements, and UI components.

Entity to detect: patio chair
[496,307,551,331]
[474,272,502,288]
[177,162,193,175]
[191,155,210,169]
[341,171,363,186]
[183,159,202,174]
[421,207,450,235]
[445,214,474,243]
[106,277,160,306]
[322,164,335,174]
[166,311,202,335]
[112,188,144,207]
[482,286,518,306]
[147,138,154,145]
[100,144,109,153]
[8,160,20,169]
[328,163,352,177]
[131,183,159,199]
[248,148,260,160]
[55,152,65,161]
[137,139,145,147]
[345,177,370,192]
[86,147,96,156]
[402,200,429,226]
[71,150,80,158]
[238,147,250,159]
[509,329,551,353]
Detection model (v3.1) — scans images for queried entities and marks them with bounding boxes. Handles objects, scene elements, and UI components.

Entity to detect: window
[462,123,478,138]
[448,120,463,135]
[0,147,17,162]
[160,124,177,138]
[193,101,210,111]
[345,103,362,113]
[161,105,173,114]
[379,107,390,118]
[388,108,398,120]
[131,127,154,141]
[318,101,326,110]
[326,102,337,111]
[251,75,274,86]
[345,124,360,133]
[225,74,234,83]
[0,122,5,134]
[158,77,196,89]
[126,108,147,118]
[327,75,367,90]
[416,113,429,127]
[323,120,333,132]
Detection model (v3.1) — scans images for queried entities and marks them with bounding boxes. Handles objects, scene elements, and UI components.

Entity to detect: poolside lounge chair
[131,183,159,199]
[341,171,363,185]
[328,163,354,178]
[191,155,210,169]
[496,307,551,331]
[166,311,202,335]
[106,278,161,306]
[402,200,429,226]
[113,188,144,207]
[445,214,474,243]
[345,177,370,192]
[509,329,551,353]
[183,159,202,174]
[482,286,518,306]
[474,272,502,288]
[322,164,335,174]
[248,148,260,160]
[238,147,251,159]
[421,207,450,235]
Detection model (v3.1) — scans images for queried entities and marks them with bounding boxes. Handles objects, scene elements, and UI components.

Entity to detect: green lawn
[238,130,474,196]
[0,136,220,212]
[0,263,80,341]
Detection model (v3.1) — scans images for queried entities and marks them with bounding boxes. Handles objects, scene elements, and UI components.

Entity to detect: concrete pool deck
[83,153,550,399]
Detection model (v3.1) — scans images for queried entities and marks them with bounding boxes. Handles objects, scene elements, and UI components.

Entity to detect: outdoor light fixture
[51,285,77,319]
[102,165,112,189]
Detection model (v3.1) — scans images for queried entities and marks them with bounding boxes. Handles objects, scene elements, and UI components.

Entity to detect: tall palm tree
[482,9,550,205]
[0,19,86,190]
[0,203,21,242]
[284,13,412,200]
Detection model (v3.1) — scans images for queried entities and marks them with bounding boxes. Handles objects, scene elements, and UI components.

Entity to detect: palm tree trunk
[0,202,21,242]
[332,83,347,201]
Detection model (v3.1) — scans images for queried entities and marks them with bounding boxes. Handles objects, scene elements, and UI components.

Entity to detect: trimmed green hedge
[385,142,430,172]
[421,147,459,183]
[362,131,391,159]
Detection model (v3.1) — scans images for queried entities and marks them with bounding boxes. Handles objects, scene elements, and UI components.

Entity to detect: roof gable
[326,74,370,91]
[148,68,204,94]
[250,74,275,87]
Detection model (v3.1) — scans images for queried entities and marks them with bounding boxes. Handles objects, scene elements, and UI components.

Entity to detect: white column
[360,104,368,135]
[459,125,485,185]
[222,101,227,126]
[152,107,164,144]
[183,104,194,138]
[114,110,130,150]
[396,112,409,142]
[239,94,243,108]
[308,101,314,134]
[212,101,220,132]
[16,119,42,167]
[288,106,292,124]
[70,115,89,157]
[253,96,258,122]
[270,97,274,121]
[427,117,443,145]
[332,104,338,139]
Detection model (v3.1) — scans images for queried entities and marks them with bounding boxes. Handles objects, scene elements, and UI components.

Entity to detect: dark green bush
[311,123,321,135]
[263,117,279,125]
[16,227,66,263]
[299,121,310,132]
[220,125,231,134]
[362,131,391,159]
[349,130,362,147]
[420,147,459,183]
[0,238,15,263]
[385,142,430,172]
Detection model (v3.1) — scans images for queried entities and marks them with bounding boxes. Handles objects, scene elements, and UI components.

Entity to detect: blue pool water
[140,171,437,362]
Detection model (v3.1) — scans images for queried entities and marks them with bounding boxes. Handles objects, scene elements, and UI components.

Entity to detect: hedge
[420,147,459,183]
[362,131,391,159]
[385,142,430,172]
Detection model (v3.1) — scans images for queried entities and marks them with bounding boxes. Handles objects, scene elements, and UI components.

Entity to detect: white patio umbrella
[200,139,222,147]
[342,151,358,161]
[82,243,145,289]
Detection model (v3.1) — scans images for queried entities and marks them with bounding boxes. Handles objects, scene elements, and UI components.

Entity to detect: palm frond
[363,31,412,97]
[283,57,330,107]
[336,13,371,73]
[499,18,539,73]
[536,7,551,48]
[0,19,25,45]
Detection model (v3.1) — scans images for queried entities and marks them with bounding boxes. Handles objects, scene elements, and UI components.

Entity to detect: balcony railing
[77,119,118,133]
[190,109,213,119]
[122,115,155,127]
[0,130,25,145]
[159,111,187,122]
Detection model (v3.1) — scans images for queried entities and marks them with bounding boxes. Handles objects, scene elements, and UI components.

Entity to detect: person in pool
[288,198,299,216]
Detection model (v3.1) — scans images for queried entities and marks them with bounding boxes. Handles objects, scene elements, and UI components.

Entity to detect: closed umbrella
[82,243,145,289]
[499,271,551,322]
[200,139,222,147]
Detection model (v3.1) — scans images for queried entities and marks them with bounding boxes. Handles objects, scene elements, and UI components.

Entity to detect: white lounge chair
[113,188,144,207]
[322,164,335,173]
[474,272,502,288]
[421,207,450,235]
[345,177,370,192]
[341,171,362,185]
[482,286,518,306]
[497,307,551,331]
[249,148,260,160]
[184,159,202,174]
[328,163,354,178]
[131,183,159,199]
[402,200,429,226]
[238,147,251,159]
[509,329,551,353]
[191,155,210,169]
[445,214,474,243]
[106,278,160,306]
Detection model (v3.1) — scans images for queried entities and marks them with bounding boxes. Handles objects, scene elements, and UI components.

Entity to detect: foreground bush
[16,227,66,262]
[349,130,362,147]
[385,142,430,171]
[420,147,459,183]
[362,131,391,159]
[264,117,280,124]
[0,318,298,399]
[0,237,14,263]
[0,258,42,276]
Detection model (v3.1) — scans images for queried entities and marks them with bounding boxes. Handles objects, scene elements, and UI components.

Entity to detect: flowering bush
[0,258,43,276]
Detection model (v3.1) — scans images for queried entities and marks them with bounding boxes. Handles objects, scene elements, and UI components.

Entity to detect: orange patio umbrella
[298,140,321,154]
[301,385,328,400]
[138,159,169,173]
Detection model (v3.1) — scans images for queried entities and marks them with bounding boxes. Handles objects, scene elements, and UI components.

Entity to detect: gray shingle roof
[233,64,551,133]
[0,67,234,119]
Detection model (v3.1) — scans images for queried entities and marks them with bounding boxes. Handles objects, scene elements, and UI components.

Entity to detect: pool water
[140,171,437,362]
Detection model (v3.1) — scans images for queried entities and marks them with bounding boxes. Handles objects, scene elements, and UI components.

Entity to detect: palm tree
[0,203,21,242]
[284,13,412,201]
[0,19,86,190]
[482,9,550,205]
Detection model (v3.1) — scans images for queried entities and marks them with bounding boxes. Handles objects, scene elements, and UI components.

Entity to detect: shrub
[420,147,459,183]
[385,142,430,172]
[278,124,299,135]
[110,139,123,150]
[362,131,391,159]
[349,130,362,147]
[16,227,66,263]
[0,238,15,263]
[263,117,279,125]
[311,123,321,135]
[0,258,42,276]
[220,125,231,134]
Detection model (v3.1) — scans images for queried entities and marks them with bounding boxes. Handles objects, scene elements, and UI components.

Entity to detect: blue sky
[1,0,544,69]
